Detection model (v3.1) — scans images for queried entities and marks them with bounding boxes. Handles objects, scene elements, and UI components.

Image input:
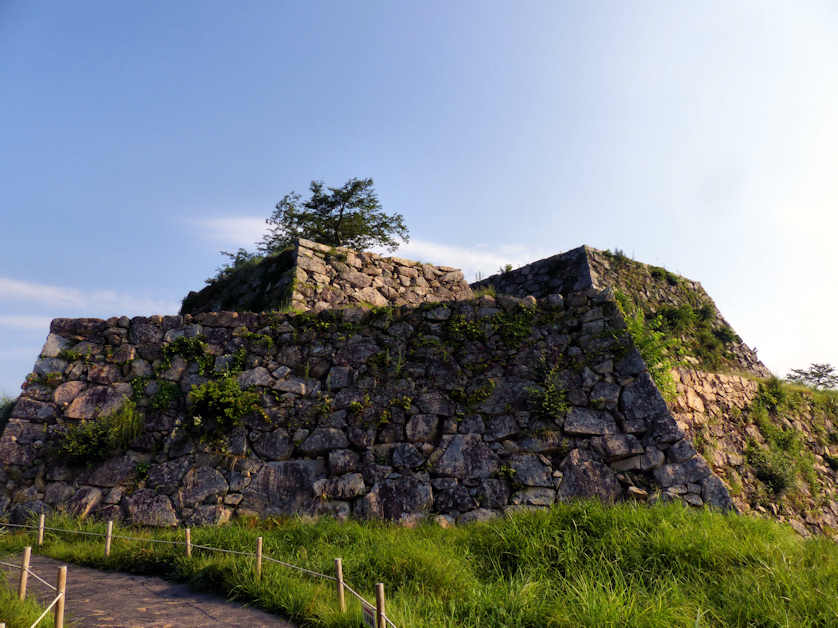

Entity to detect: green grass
[1,502,837,627]
[0,579,53,628]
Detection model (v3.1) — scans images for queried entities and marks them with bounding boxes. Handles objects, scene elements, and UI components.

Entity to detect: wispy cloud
[0,278,178,315]
[192,216,267,249]
[189,216,553,283]
[378,239,553,283]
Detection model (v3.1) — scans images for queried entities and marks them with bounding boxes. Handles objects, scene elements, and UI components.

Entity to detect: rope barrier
[0,560,57,590]
[1,520,397,626]
[262,555,338,581]
[28,591,62,628]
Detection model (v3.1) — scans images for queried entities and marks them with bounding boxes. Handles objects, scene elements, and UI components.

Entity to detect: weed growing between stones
[56,399,143,466]
[744,378,828,503]
[186,375,262,442]
[158,336,215,377]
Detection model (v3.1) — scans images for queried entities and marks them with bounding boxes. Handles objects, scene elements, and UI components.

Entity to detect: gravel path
[2,553,295,627]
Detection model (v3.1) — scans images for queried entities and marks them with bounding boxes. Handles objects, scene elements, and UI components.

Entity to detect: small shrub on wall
[186,375,261,442]
[57,400,143,466]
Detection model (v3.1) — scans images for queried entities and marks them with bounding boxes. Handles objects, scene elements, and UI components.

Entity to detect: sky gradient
[2,1,837,395]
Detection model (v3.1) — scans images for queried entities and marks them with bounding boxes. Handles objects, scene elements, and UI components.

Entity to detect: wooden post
[105,520,113,557]
[375,582,386,628]
[18,546,31,600]
[37,514,45,546]
[185,528,191,558]
[255,536,263,581]
[334,558,345,612]
[54,565,66,628]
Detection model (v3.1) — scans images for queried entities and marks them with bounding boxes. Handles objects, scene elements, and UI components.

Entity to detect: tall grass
[0,574,53,627]
[1,502,836,627]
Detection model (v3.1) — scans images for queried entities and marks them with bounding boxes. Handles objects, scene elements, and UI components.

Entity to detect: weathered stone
[146,458,192,494]
[34,357,67,376]
[326,366,352,390]
[65,384,131,420]
[122,489,178,526]
[507,454,553,487]
[510,488,556,506]
[186,505,232,526]
[179,466,228,505]
[251,429,294,460]
[405,414,438,442]
[241,460,327,515]
[87,455,137,487]
[433,434,498,478]
[392,443,425,469]
[68,486,102,519]
[600,434,644,461]
[557,449,621,501]
[299,428,349,454]
[314,473,365,499]
[457,508,499,524]
[653,457,711,488]
[43,482,75,506]
[356,476,433,520]
[129,321,162,345]
[666,439,696,463]
[564,407,618,435]
[329,449,360,474]
[54,381,85,407]
[238,367,273,388]
[620,374,668,422]
[416,392,453,416]
[41,333,72,358]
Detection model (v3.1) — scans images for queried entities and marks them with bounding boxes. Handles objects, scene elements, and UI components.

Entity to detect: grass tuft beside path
[1,501,837,627]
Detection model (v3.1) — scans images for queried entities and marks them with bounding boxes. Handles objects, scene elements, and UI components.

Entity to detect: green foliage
[57,347,92,363]
[471,285,496,298]
[158,336,215,377]
[491,303,536,346]
[787,363,838,390]
[446,314,486,343]
[186,375,260,441]
[259,177,409,254]
[151,381,182,410]
[616,295,678,400]
[205,248,263,285]
[528,360,569,420]
[9,503,838,628]
[744,379,824,500]
[56,400,143,466]
[0,394,16,435]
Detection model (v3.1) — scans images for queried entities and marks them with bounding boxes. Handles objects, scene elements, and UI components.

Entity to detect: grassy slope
[0,503,836,627]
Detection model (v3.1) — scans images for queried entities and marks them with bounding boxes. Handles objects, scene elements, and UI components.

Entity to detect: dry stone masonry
[0,242,740,527]
[0,294,731,526]
[182,238,473,315]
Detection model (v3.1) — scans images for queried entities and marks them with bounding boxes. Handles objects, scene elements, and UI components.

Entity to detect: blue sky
[2,1,837,395]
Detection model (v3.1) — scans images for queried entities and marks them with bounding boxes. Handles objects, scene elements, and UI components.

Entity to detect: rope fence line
[0,549,67,628]
[1,515,397,628]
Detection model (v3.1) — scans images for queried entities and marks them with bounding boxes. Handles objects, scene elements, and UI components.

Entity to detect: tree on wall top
[786,363,838,390]
[258,177,410,254]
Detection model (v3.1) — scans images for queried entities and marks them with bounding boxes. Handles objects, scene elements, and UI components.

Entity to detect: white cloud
[0,278,178,315]
[192,216,267,249]
[0,315,54,330]
[377,239,553,283]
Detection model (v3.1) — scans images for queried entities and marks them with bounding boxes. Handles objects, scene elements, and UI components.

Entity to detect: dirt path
[2,553,295,627]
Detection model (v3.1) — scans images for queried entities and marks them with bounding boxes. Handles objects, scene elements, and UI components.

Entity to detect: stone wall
[181,239,473,315]
[670,367,838,537]
[0,288,732,526]
[473,246,769,377]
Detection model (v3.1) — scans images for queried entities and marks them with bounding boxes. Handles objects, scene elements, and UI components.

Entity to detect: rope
[190,544,253,557]
[2,521,399,625]
[28,591,62,628]
[0,560,57,590]
[262,555,337,581]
